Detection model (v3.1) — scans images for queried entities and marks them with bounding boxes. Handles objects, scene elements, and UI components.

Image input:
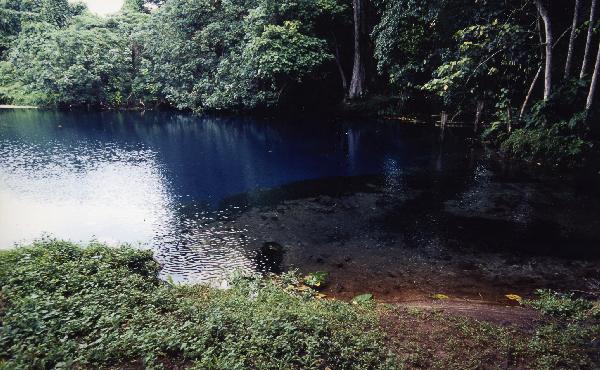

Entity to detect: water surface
[0,110,455,280]
[2,110,599,286]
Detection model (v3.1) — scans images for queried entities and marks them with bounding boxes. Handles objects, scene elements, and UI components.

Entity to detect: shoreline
[207,165,600,305]
[0,105,38,109]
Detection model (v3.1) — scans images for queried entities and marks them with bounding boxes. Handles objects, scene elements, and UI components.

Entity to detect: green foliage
[352,293,373,304]
[246,20,330,83]
[0,240,396,368]
[1,19,131,107]
[39,0,70,27]
[135,0,337,111]
[483,79,594,166]
[423,19,534,108]
[527,289,594,320]
[0,5,153,108]
[372,0,444,89]
[303,271,328,288]
[122,0,147,13]
[500,123,588,165]
[525,289,600,369]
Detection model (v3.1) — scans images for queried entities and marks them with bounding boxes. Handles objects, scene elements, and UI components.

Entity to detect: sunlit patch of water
[153,209,257,283]
[0,139,176,247]
[0,138,259,283]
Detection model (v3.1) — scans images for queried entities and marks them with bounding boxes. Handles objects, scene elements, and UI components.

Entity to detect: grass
[0,240,394,369]
[0,240,598,369]
[379,292,599,369]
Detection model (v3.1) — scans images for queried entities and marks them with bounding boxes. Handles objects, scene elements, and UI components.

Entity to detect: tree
[122,0,147,13]
[245,21,331,98]
[586,38,600,112]
[40,0,71,27]
[1,17,131,107]
[423,19,534,117]
[581,0,598,78]
[535,0,552,100]
[136,0,337,111]
[348,0,366,99]
[564,0,581,80]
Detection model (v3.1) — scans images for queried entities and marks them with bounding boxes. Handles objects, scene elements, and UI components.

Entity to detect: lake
[1,109,599,296]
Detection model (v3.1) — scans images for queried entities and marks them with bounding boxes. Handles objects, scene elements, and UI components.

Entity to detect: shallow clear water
[1,110,456,281]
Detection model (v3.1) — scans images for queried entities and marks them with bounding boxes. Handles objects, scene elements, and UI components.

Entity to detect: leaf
[431,293,449,300]
[352,293,373,304]
[303,271,328,288]
[505,294,522,303]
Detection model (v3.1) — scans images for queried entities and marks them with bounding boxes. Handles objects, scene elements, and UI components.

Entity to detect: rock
[254,242,285,274]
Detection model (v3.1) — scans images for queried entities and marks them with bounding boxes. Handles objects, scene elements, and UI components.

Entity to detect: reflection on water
[0,110,445,282]
[0,141,175,247]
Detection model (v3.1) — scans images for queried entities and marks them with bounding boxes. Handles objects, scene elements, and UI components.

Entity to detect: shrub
[525,289,600,369]
[500,122,588,165]
[0,240,395,369]
[527,289,593,321]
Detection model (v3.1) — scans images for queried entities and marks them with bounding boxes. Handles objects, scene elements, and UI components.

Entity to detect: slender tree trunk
[581,0,598,78]
[440,111,447,141]
[520,65,543,118]
[474,100,484,133]
[536,0,553,100]
[349,0,366,100]
[585,38,600,112]
[565,0,581,80]
[333,41,348,97]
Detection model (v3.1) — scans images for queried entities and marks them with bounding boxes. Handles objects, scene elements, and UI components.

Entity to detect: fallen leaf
[505,294,522,303]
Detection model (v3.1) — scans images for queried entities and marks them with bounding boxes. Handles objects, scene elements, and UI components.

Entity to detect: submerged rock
[254,241,285,274]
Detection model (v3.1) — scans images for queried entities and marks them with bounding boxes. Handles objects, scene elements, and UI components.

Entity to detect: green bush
[500,122,588,165]
[527,289,594,321]
[525,289,599,369]
[0,240,395,369]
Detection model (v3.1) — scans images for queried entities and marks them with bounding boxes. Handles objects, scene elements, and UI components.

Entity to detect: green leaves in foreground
[0,240,395,369]
[303,271,328,288]
[352,294,374,305]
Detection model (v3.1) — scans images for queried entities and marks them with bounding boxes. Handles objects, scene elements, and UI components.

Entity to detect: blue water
[0,110,452,280]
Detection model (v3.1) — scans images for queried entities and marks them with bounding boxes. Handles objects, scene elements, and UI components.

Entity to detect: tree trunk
[440,111,448,141]
[565,0,581,80]
[348,0,366,100]
[333,41,348,97]
[536,0,553,100]
[474,100,484,133]
[585,39,600,112]
[520,65,543,118]
[581,0,598,78]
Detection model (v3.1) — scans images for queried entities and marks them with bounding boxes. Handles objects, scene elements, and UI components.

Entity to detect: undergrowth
[0,240,395,369]
[1,240,598,369]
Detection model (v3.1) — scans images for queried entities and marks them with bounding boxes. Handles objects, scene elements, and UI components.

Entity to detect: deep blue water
[1,110,460,280]
[0,110,438,208]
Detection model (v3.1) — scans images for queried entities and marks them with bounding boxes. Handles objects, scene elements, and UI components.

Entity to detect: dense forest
[1,0,599,164]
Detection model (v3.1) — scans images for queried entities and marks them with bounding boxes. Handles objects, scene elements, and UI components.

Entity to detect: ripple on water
[154,214,257,283]
[0,138,261,284]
